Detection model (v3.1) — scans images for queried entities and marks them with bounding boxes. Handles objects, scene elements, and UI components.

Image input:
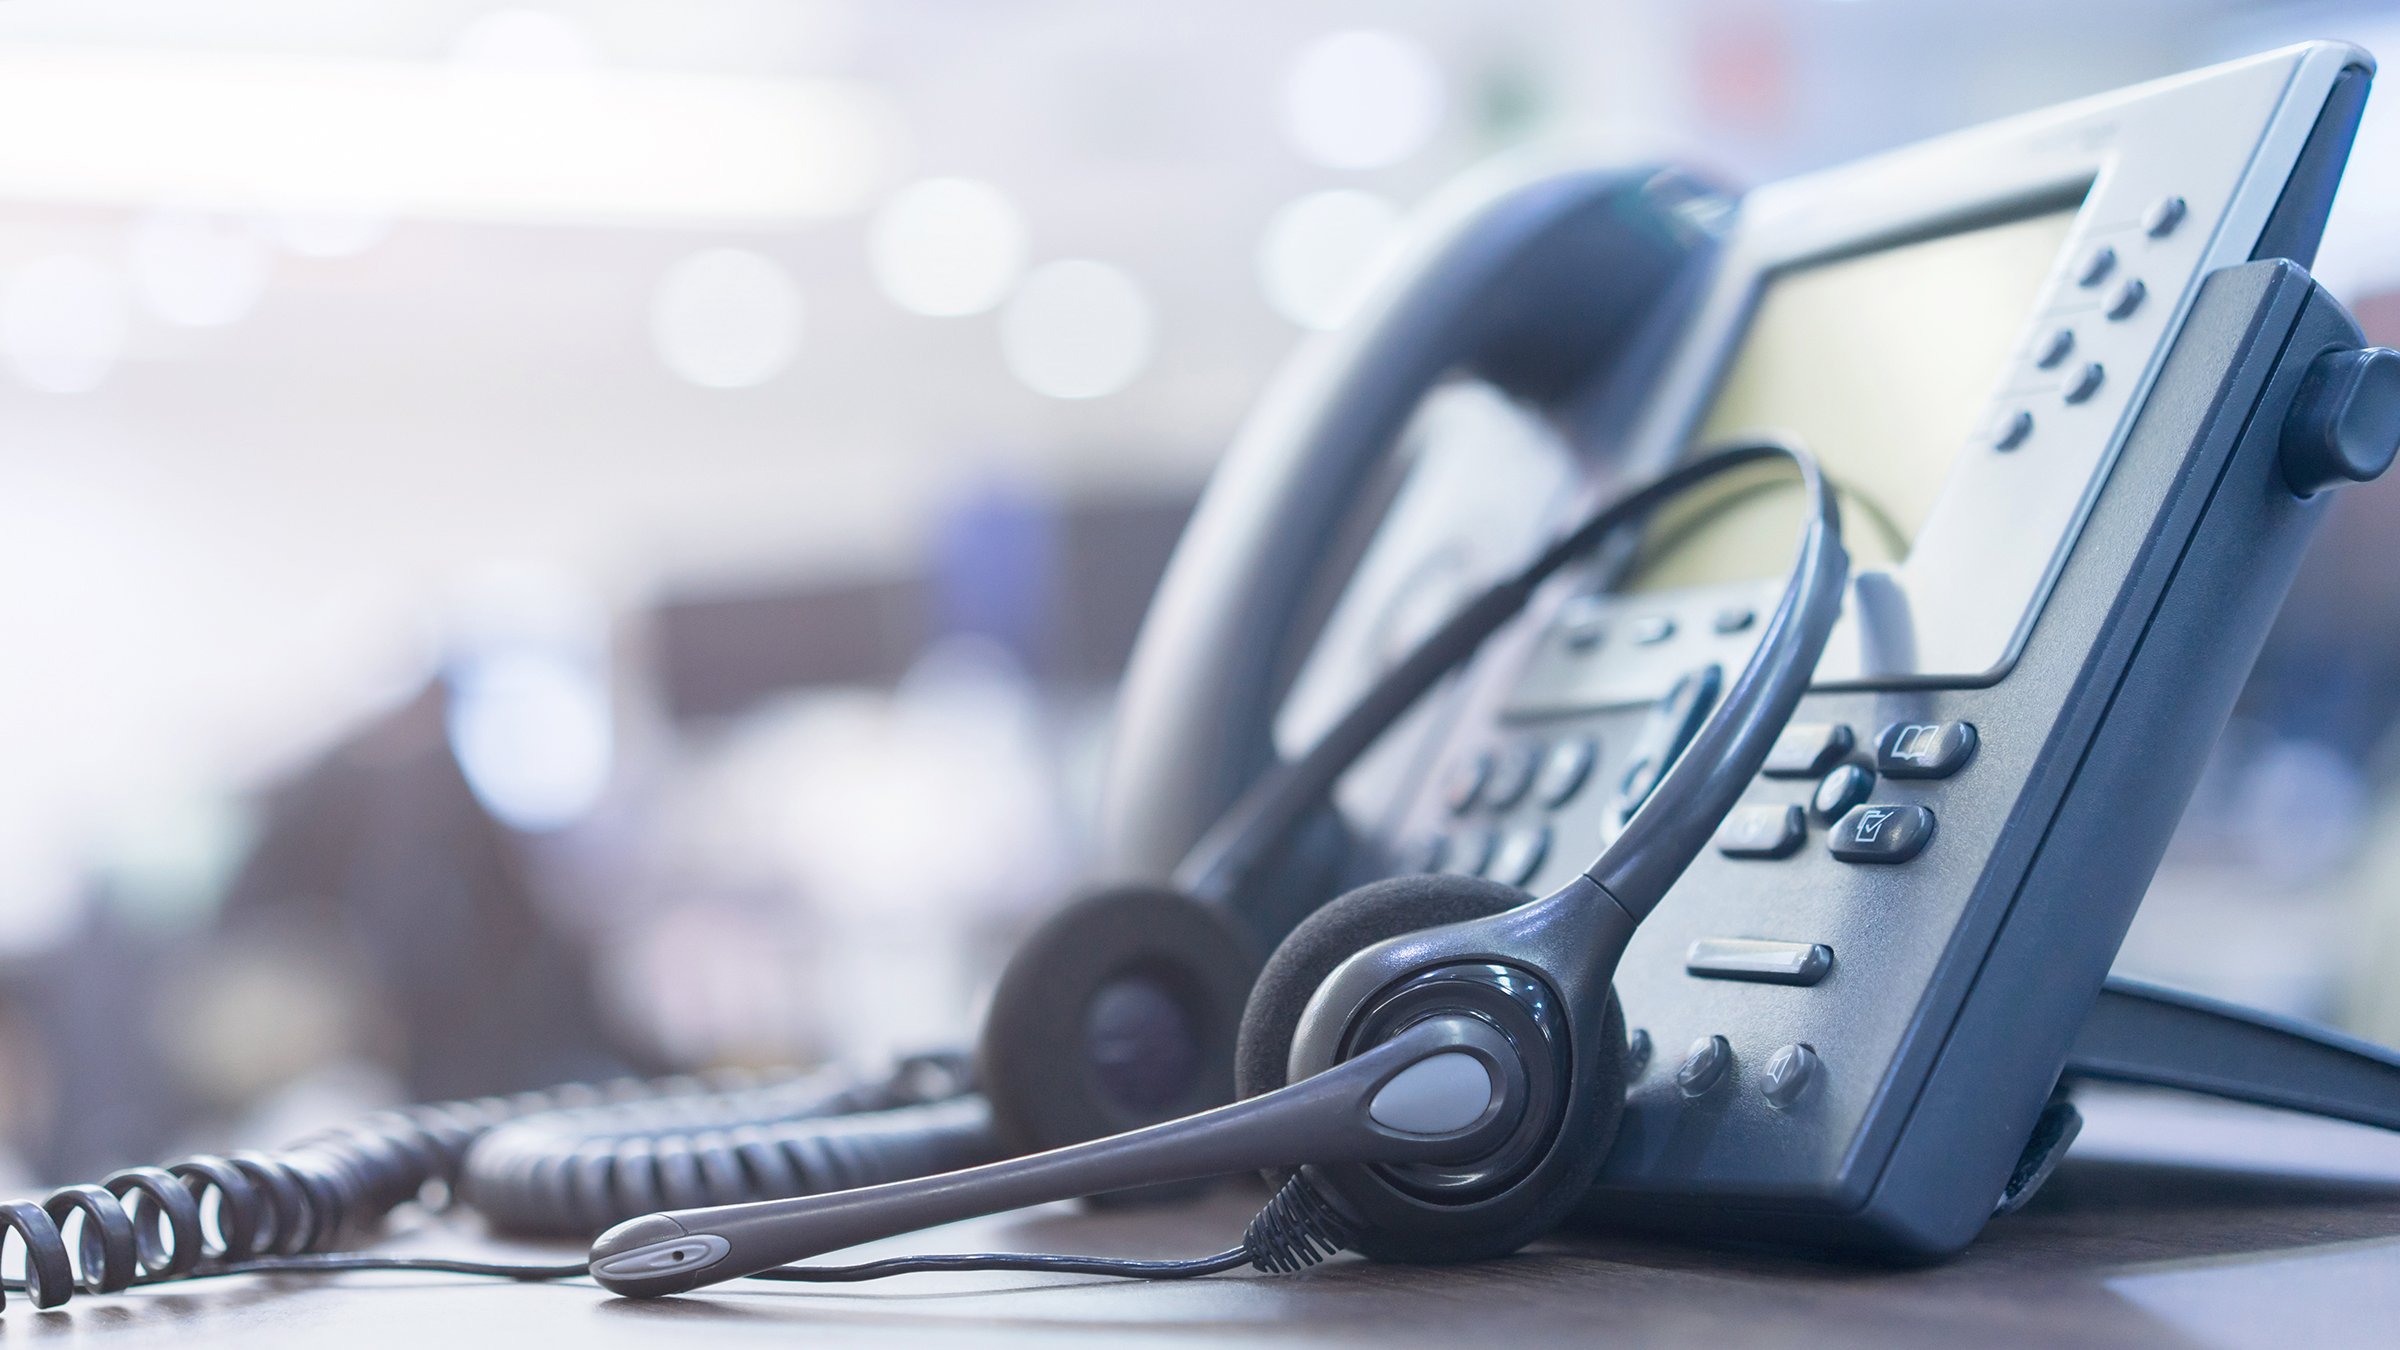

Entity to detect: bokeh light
[1256,188,1403,330]
[448,7,605,72]
[999,258,1154,399]
[868,177,1029,317]
[1,254,131,393]
[127,208,274,328]
[1281,29,1447,170]
[649,247,804,388]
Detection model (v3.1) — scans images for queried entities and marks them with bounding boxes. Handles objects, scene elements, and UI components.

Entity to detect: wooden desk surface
[14,1087,2400,1349]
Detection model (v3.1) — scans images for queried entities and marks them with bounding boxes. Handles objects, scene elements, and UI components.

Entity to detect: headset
[585,434,1843,1294]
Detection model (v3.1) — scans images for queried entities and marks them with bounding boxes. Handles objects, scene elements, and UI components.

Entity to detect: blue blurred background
[3,0,2399,1191]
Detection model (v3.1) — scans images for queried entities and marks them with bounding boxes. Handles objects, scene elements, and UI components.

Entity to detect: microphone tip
[589,1214,728,1298]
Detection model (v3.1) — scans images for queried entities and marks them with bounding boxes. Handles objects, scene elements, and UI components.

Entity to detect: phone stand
[2066,975,2400,1130]
[1997,975,2400,1211]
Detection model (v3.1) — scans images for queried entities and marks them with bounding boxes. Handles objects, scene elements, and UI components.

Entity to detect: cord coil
[0,1056,988,1311]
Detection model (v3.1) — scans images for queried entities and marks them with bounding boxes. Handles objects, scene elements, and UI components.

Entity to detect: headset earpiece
[1238,874,1629,1259]
[977,884,1262,1157]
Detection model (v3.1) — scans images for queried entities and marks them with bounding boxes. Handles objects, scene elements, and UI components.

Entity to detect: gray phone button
[1686,938,1834,986]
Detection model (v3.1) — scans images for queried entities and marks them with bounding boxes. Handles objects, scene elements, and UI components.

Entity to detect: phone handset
[1103,160,1727,902]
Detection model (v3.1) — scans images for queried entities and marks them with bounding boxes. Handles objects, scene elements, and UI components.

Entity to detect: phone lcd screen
[1627,204,2082,592]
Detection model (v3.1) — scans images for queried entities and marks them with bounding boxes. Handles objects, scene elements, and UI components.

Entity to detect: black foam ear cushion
[1234,873,1629,1202]
[1236,874,1530,1106]
[977,883,1263,1158]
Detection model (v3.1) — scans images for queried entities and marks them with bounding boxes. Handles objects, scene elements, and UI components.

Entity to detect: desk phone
[1107,42,2400,1258]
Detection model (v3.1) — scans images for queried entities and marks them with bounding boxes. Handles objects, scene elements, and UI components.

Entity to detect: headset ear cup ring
[1235,874,1630,1204]
[977,884,1262,1158]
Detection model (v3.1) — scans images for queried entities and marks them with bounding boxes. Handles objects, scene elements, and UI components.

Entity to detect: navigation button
[2077,245,2116,287]
[2034,328,2074,369]
[1876,720,1978,778]
[2064,361,2105,403]
[1714,804,1805,860]
[1829,804,1935,863]
[1994,409,2034,451]
[1812,762,1874,822]
[1686,938,1833,986]
[2143,195,2187,238]
[1763,722,1854,777]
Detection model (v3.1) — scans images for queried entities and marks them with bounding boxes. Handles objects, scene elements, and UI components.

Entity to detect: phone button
[1761,1043,1820,1110]
[1828,804,1935,863]
[1444,827,1499,877]
[1875,721,1977,778]
[1481,745,1540,811]
[1714,803,1804,860]
[1443,753,1493,814]
[1614,663,1724,821]
[1686,938,1833,987]
[1812,763,1874,822]
[1488,825,1551,888]
[1675,1035,1732,1098]
[1532,736,1597,807]
[1762,721,1853,777]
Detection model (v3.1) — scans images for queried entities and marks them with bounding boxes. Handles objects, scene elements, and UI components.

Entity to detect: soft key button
[1685,938,1833,987]
[1876,720,1978,778]
[1714,804,1804,860]
[1762,722,1853,777]
[1828,804,1935,863]
[2106,278,2146,321]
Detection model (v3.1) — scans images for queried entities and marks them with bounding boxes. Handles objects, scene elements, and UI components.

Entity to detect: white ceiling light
[1282,29,1447,170]
[867,177,1028,317]
[650,247,804,389]
[999,259,1154,400]
[0,44,902,226]
[127,209,274,328]
[1257,188,1403,330]
[1,255,130,394]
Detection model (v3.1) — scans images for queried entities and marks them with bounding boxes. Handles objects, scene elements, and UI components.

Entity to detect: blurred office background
[4,0,2400,1188]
